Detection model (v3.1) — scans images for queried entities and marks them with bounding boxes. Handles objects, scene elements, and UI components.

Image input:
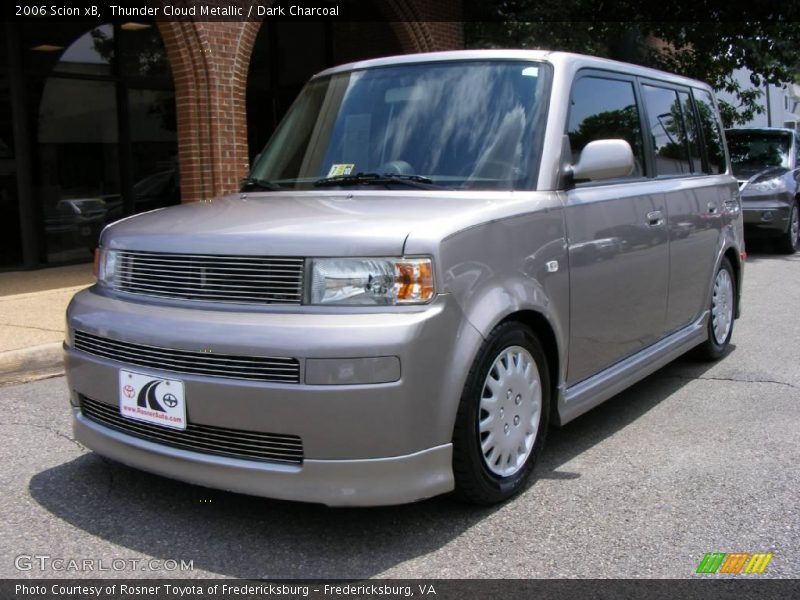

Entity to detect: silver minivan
[65,51,744,506]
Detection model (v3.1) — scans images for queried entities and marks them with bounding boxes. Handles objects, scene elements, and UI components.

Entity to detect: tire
[452,322,550,505]
[693,258,736,361]
[777,201,799,254]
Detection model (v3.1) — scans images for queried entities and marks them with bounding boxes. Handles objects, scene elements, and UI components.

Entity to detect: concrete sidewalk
[0,263,94,385]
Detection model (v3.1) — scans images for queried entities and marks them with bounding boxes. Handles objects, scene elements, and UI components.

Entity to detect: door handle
[646,210,664,227]
[707,201,719,214]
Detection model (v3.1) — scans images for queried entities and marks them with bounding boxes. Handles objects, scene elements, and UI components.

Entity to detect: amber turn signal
[395,259,435,303]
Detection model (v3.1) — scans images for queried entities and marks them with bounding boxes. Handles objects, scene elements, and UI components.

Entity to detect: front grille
[80,395,304,465]
[113,250,304,305]
[74,330,300,384]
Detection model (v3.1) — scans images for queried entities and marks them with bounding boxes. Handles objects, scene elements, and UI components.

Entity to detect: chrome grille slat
[88,412,300,455]
[123,262,304,272]
[117,252,303,263]
[125,271,304,283]
[88,396,302,443]
[74,339,299,370]
[118,278,299,298]
[80,396,304,465]
[118,287,301,304]
[74,345,300,376]
[74,331,300,384]
[85,400,303,453]
[113,251,304,305]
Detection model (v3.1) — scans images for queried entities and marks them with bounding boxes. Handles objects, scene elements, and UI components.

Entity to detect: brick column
[158,13,260,202]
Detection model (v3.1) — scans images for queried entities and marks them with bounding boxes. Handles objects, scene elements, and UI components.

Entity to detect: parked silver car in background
[726,127,800,253]
[65,51,745,506]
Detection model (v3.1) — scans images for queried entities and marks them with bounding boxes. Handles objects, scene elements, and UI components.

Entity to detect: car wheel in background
[777,201,799,254]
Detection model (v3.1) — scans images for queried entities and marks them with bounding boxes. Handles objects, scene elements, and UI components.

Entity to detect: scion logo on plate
[119,370,186,430]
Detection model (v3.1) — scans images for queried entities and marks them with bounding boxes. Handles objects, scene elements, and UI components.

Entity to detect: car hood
[101,191,513,256]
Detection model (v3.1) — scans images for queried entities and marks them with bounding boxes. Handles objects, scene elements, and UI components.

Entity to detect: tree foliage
[464,2,800,126]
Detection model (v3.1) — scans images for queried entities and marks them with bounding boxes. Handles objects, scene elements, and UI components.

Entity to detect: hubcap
[711,268,734,345]
[791,205,799,247]
[478,346,541,477]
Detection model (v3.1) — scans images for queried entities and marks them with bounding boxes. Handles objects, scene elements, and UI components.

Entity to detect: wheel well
[501,311,560,421]
[723,246,742,317]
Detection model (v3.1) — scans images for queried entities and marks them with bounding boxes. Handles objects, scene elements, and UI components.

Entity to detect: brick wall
[156,1,463,203]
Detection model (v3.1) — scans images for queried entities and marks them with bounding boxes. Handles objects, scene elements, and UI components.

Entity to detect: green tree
[465,2,800,126]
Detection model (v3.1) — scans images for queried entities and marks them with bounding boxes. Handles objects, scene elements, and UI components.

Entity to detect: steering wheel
[378,160,415,175]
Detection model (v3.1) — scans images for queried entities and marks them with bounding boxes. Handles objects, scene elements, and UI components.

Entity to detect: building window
[1,21,177,269]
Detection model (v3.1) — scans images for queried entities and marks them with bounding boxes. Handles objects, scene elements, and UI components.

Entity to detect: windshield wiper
[240,176,284,192]
[314,172,439,189]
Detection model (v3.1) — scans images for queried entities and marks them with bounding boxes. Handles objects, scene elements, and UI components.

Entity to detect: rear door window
[641,84,692,176]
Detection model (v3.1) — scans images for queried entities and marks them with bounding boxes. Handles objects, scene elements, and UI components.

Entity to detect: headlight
[94,248,118,286]
[751,177,787,194]
[308,257,435,305]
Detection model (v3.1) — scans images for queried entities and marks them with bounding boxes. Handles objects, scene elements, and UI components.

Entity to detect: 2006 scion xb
[65,51,745,506]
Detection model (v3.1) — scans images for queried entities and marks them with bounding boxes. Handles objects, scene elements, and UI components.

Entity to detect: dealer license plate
[119,369,187,430]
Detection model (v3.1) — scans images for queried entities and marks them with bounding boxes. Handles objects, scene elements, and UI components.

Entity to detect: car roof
[313,49,714,92]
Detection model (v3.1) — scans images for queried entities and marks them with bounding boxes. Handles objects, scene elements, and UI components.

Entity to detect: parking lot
[1,245,798,579]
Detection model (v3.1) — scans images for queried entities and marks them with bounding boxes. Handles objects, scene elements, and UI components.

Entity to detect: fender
[437,211,570,405]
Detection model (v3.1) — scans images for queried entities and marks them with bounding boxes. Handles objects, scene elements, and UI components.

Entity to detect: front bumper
[73,410,453,506]
[65,288,483,506]
[741,196,793,234]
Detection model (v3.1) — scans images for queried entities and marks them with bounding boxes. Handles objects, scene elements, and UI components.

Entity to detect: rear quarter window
[692,88,726,174]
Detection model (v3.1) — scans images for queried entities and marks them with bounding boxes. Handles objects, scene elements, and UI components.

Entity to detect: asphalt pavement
[0,246,798,579]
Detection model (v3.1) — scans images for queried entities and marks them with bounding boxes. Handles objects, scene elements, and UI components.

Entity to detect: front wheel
[452,322,550,505]
[777,201,799,254]
[693,258,736,361]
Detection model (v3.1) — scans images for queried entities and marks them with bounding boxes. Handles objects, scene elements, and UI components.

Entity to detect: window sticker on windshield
[327,163,355,177]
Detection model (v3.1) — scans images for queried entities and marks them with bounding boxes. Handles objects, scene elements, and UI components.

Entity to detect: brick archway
[157,19,261,202]
[158,1,462,202]
[383,1,464,53]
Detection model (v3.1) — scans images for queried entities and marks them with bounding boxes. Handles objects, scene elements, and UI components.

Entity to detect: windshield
[726,130,793,171]
[248,61,551,191]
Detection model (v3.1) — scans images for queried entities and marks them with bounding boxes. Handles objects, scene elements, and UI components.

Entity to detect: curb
[0,342,64,386]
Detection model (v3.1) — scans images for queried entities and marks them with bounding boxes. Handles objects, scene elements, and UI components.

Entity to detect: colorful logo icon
[696,552,773,574]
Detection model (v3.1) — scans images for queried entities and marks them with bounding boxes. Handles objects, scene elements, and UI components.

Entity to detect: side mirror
[570,139,635,181]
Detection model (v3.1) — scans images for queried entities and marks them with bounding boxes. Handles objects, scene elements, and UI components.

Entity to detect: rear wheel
[777,201,799,254]
[452,322,550,504]
[694,258,736,361]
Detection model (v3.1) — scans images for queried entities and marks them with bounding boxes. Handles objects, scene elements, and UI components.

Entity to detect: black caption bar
[3,579,800,600]
[4,0,800,23]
